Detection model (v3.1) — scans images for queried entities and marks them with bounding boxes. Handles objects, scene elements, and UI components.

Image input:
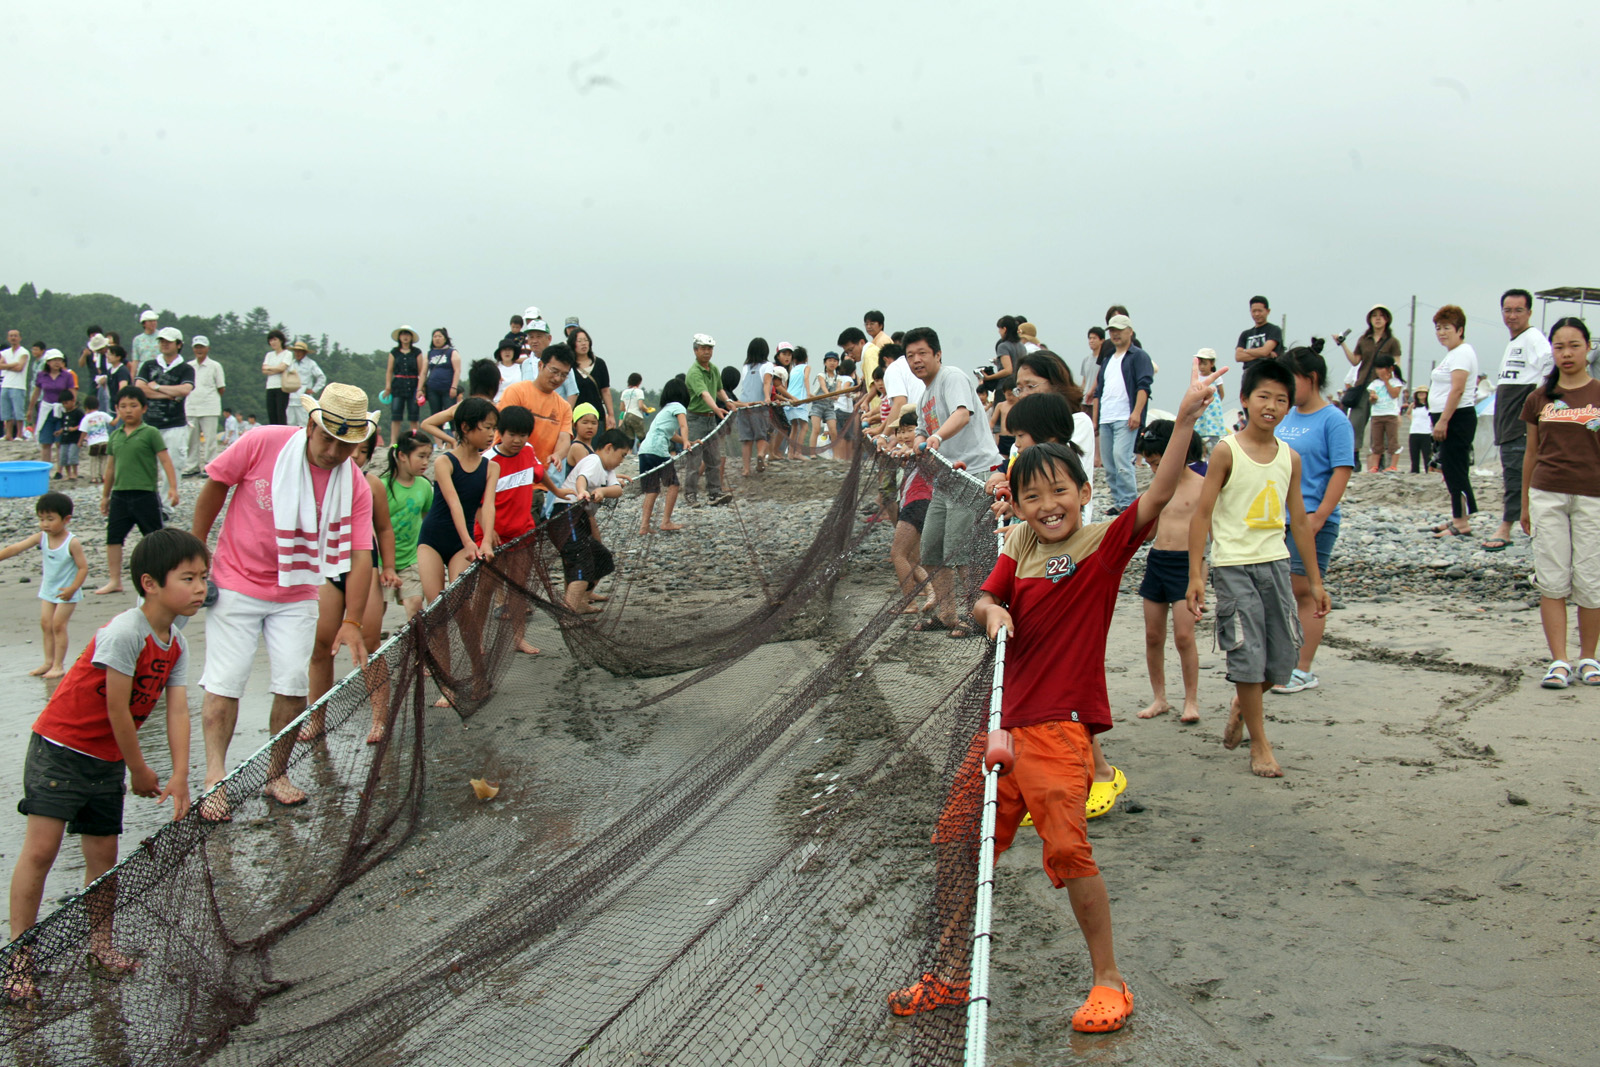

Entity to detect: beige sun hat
[391,325,419,343]
[300,384,379,443]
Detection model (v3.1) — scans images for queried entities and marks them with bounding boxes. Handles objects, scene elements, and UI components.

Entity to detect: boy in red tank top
[476,404,572,655]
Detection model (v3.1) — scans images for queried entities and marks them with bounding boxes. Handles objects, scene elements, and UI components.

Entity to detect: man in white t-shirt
[184,336,228,475]
[1483,288,1554,550]
[0,328,30,441]
[906,326,1002,635]
[1093,314,1154,513]
[882,344,926,422]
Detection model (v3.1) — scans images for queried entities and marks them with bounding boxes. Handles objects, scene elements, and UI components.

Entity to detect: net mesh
[0,411,1003,1067]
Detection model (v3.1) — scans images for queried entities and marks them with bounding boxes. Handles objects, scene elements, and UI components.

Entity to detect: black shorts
[106,489,163,546]
[328,549,380,594]
[17,733,125,837]
[547,506,615,590]
[1139,548,1190,604]
[639,453,678,494]
[899,498,929,532]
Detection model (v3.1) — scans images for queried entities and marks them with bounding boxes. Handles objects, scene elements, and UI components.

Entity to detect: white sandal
[1541,660,1573,689]
[1577,658,1600,687]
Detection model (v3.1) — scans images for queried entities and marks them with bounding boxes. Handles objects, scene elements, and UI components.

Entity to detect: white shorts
[199,588,319,698]
[1529,487,1600,608]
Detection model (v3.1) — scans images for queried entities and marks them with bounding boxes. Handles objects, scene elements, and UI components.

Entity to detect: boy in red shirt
[477,404,570,654]
[5,528,210,1006]
[889,360,1224,1033]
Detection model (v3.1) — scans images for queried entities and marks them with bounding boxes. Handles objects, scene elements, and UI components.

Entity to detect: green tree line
[0,283,386,419]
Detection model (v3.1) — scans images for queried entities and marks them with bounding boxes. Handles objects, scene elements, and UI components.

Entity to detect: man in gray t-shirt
[903,326,1001,636]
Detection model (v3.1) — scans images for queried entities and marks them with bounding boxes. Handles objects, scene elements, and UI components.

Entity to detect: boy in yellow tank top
[1186,359,1329,777]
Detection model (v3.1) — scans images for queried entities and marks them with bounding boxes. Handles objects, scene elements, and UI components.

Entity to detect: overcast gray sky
[9,0,1598,410]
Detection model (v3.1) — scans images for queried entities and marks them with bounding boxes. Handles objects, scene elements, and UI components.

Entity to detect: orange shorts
[932,722,1098,884]
[998,720,1098,885]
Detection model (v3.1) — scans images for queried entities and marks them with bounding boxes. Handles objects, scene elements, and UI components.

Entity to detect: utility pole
[1407,295,1417,385]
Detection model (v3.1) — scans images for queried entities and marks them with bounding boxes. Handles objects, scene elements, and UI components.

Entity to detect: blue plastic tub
[0,461,53,498]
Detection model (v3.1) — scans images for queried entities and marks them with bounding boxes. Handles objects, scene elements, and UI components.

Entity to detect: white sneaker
[1271,669,1318,694]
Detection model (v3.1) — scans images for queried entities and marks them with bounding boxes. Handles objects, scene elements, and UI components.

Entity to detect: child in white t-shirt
[619,374,649,446]
[79,398,115,483]
[1407,387,1434,474]
[554,429,631,614]
[1365,355,1405,471]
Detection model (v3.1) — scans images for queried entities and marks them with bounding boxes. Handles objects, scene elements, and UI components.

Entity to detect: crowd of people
[3,295,1596,1033]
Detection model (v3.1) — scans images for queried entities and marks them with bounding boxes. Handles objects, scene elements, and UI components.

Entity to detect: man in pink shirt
[191,384,377,814]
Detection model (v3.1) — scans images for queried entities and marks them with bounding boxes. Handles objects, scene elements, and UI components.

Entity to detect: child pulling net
[0,412,1006,1067]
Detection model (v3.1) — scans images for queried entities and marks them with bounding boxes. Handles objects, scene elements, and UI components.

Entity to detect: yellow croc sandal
[1085,766,1127,820]
[1020,811,1034,826]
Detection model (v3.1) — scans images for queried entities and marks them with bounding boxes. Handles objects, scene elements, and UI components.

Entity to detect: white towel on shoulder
[270,431,355,586]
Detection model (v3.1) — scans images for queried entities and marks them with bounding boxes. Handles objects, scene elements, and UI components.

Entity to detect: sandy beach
[0,439,1592,1066]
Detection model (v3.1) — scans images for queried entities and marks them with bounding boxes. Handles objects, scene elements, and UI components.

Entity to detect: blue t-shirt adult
[1275,403,1355,523]
[640,402,686,457]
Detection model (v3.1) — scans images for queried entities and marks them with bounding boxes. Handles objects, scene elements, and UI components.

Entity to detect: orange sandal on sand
[887,973,968,1016]
[1071,981,1133,1032]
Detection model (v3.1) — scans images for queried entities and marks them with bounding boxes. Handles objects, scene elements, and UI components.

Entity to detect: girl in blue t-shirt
[1273,340,1355,695]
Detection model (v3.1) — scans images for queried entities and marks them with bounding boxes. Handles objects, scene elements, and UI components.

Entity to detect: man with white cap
[1094,313,1155,514]
[131,309,161,369]
[683,333,734,506]
[0,328,29,441]
[183,336,227,476]
[135,326,196,495]
[192,384,377,814]
[518,317,554,381]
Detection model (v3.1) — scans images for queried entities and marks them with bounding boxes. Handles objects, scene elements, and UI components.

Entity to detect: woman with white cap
[1334,305,1402,467]
[28,350,78,466]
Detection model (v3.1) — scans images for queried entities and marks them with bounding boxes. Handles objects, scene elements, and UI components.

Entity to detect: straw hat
[299,384,379,443]
[291,340,312,354]
[391,325,418,343]
[1018,322,1039,341]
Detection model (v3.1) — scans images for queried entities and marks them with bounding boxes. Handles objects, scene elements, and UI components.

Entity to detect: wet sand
[0,455,1593,1065]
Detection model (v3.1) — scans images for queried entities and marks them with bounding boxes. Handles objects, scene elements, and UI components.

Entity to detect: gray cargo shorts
[1211,560,1302,687]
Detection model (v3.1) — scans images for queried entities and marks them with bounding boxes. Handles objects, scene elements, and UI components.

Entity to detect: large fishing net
[0,408,1004,1066]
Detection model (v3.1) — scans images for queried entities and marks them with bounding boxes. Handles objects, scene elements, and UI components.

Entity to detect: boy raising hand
[890,360,1225,1033]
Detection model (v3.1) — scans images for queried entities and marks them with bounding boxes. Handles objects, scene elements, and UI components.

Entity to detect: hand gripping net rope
[0,408,1006,1066]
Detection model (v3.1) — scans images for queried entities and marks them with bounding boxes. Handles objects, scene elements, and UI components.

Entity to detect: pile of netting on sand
[0,412,1005,1066]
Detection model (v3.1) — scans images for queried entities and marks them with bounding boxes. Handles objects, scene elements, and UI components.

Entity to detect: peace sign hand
[1177,357,1229,421]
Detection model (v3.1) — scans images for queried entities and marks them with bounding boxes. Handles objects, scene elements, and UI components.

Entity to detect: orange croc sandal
[1071,981,1133,1032]
[887,973,968,1016]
